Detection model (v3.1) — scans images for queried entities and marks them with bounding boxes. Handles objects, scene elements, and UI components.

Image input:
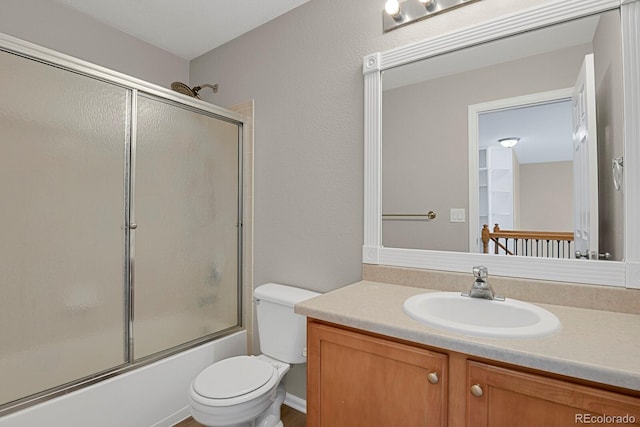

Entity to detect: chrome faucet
[463,266,504,301]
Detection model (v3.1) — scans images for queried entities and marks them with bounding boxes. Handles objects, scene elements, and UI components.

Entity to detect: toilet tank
[254,283,320,364]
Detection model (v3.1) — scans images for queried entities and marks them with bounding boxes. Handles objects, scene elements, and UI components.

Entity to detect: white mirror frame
[363,0,640,288]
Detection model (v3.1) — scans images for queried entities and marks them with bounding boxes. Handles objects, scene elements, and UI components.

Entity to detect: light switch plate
[450,208,465,223]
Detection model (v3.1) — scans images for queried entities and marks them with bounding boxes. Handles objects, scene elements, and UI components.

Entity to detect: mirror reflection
[381,10,623,261]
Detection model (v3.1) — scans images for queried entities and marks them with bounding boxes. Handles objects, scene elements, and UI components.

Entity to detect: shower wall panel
[133,95,241,359]
[0,50,128,404]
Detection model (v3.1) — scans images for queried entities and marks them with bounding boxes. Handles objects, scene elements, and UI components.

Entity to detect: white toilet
[188,283,319,427]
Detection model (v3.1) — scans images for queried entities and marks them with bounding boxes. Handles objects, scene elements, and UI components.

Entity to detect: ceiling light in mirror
[498,137,520,148]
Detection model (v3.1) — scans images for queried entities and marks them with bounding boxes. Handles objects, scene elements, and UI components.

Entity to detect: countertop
[295,280,640,391]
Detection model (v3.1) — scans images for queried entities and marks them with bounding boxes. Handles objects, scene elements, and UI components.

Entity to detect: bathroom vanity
[296,281,640,427]
[311,0,640,424]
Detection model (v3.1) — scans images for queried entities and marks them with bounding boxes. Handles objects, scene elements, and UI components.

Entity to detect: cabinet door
[308,321,447,427]
[467,361,640,426]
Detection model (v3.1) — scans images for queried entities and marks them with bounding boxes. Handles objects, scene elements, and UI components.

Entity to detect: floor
[174,404,306,427]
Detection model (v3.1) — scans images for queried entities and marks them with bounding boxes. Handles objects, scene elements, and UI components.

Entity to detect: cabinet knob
[427,372,439,384]
[470,384,484,397]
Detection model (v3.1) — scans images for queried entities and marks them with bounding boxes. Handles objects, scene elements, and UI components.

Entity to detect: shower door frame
[126,91,245,363]
[0,32,246,416]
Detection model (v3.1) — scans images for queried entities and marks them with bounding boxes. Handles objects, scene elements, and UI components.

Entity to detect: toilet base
[190,382,286,427]
[254,383,286,427]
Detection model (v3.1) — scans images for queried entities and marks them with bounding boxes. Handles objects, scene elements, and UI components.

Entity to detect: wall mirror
[363,0,640,288]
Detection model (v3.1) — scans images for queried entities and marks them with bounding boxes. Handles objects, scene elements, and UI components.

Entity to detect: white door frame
[467,88,574,252]
[572,54,600,259]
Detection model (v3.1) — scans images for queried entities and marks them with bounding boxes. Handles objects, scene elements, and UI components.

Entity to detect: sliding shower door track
[0,325,243,417]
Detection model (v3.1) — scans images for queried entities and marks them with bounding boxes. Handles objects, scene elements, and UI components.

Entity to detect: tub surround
[229,99,256,355]
[295,280,640,392]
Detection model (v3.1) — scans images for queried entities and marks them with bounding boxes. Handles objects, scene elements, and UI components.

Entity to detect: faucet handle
[473,266,488,281]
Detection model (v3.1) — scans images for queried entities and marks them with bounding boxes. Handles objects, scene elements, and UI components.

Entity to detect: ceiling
[50,0,311,60]
[479,99,574,165]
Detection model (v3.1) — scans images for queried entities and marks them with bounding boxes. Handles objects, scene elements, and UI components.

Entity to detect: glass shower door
[0,50,128,405]
[132,94,241,359]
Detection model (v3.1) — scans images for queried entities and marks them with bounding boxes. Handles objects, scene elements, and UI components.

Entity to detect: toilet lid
[193,356,275,399]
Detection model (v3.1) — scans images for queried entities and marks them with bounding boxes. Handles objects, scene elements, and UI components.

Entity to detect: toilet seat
[190,356,279,407]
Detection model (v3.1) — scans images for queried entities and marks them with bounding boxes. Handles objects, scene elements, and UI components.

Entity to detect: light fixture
[499,137,520,148]
[384,0,402,21]
[383,0,481,32]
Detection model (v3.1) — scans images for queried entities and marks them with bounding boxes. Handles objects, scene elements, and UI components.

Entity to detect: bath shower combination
[171,81,219,98]
[0,43,242,416]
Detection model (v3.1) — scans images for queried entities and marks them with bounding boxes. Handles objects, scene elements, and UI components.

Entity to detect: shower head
[170,82,219,99]
[171,81,197,97]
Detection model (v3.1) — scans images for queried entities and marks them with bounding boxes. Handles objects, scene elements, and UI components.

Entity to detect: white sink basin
[403,292,560,338]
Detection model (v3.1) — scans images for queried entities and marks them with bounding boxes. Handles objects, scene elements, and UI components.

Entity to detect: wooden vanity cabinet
[307,320,448,427]
[467,361,640,427]
[307,320,640,427]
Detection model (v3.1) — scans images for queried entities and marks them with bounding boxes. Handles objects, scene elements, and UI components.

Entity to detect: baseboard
[284,393,306,414]
[151,406,191,427]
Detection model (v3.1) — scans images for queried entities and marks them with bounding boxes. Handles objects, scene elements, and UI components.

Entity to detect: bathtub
[0,330,246,427]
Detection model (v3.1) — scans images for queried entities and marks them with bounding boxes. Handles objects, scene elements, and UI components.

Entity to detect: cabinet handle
[470,384,483,397]
[427,372,439,384]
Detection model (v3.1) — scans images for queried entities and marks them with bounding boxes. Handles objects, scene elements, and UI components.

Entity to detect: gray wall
[520,162,573,231]
[190,0,551,294]
[0,0,188,87]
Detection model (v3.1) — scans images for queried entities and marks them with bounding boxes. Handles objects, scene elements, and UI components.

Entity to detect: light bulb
[385,0,401,17]
[419,0,435,7]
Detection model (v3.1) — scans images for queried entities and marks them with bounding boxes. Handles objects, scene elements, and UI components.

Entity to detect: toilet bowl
[187,283,319,427]
[189,355,289,427]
